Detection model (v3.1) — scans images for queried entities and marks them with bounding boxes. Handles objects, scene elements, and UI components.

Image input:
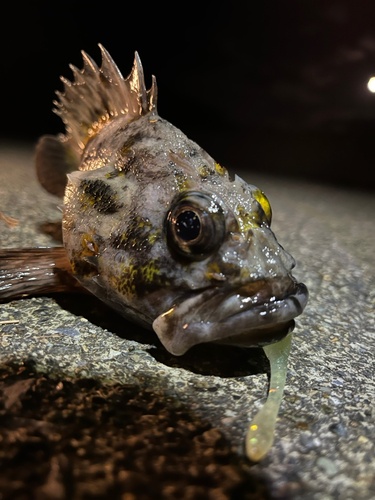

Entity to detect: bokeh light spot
[367,77,375,92]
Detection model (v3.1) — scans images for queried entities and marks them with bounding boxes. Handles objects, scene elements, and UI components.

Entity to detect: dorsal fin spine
[81,51,101,80]
[147,75,158,113]
[132,51,148,114]
[69,64,84,83]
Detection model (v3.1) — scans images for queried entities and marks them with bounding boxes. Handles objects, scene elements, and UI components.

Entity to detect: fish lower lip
[153,281,309,356]
[214,319,296,348]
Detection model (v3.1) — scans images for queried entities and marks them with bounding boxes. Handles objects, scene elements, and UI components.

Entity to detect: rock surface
[0,144,374,499]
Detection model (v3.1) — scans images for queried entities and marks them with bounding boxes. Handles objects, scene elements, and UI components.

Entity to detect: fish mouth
[152,279,308,356]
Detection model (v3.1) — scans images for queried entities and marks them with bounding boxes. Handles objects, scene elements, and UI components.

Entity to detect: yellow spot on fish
[253,189,272,224]
[138,218,150,229]
[250,425,258,431]
[205,261,223,280]
[148,229,161,244]
[174,171,189,192]
[105,171,125,179]
[208,261,221,274]
[140,260,160,282]
[81,233,98,256]
[215,162,226,176]
[70,260,77,274]
[236,205,258,232]
[198,165,210,179]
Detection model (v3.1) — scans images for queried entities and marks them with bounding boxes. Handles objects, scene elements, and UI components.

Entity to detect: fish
[0,45,308,461]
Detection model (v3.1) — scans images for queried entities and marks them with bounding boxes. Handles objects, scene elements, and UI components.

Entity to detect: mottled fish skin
[36,46,308,356]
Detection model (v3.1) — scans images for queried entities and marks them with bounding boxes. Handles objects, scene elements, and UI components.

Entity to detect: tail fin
[0,247,85,301]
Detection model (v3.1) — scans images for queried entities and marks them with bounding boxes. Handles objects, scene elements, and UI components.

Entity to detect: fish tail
[0,247,84,301]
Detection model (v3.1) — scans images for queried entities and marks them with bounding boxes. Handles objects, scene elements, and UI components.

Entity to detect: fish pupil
[175,211,201,241]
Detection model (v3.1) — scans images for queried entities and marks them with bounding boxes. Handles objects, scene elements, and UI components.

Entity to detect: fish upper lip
[221,280,305,322]
[153,278,309,356]
[186,276,298,323]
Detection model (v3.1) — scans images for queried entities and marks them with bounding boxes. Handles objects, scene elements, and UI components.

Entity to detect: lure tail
[0,247,84,301]
[246,333,292,461]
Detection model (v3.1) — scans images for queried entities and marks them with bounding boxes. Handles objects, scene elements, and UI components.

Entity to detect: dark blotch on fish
[80,179,123,214]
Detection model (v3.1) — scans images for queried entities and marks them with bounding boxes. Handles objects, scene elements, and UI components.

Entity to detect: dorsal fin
[53,44,158,155]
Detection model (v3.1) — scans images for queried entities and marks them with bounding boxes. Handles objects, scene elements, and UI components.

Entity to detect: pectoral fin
[35,135,79,197]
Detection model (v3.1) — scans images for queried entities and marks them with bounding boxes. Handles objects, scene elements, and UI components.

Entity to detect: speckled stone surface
[0,144,374,499]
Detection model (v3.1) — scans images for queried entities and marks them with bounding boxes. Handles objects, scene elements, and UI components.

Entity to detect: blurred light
[367,77,375,92]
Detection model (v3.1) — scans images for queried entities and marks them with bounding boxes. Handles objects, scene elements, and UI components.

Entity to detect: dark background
[2,0,375,190]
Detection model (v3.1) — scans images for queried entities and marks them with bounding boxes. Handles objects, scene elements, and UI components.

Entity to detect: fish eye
[175,210,201,241]
[167,191,226,261]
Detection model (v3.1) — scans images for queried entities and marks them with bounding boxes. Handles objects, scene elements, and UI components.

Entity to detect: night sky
[2,0,375,189]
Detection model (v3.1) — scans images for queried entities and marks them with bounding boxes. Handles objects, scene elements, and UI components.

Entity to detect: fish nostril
[230,232,241,242]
